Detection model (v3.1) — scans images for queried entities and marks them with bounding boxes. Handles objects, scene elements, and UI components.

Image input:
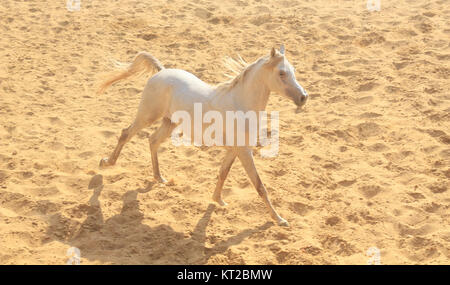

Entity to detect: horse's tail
[97,52,164,94]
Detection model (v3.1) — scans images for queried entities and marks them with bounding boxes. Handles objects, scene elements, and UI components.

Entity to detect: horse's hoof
[277,218,289,227]
[155,176,168,184]
[213,197,228,206]
[99,158,111,168]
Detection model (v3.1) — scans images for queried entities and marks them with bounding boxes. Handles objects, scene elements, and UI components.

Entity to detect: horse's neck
[235,69,270,111]
[212,67,269,112]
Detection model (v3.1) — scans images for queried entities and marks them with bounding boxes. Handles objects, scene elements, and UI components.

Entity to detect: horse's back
[141,68,215,118]
[150,68,213,98]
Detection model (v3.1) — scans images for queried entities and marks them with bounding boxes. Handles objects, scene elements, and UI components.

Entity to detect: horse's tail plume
[97,52,164,94]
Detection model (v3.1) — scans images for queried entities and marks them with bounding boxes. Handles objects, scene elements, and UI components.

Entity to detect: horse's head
[264,45,308,111]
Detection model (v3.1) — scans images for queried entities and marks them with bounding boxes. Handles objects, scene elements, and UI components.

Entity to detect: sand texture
[0,0,449,264]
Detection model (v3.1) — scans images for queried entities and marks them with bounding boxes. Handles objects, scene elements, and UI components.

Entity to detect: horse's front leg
[213,149,237,206]
[237,147,288,226]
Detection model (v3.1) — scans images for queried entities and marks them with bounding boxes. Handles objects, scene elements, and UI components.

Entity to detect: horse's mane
[215,55,268,94]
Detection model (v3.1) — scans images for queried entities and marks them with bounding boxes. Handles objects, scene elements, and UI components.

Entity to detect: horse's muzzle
[285,85,308,111]
[294,90,308,111]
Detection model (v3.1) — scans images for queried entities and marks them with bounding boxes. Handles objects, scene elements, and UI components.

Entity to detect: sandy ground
[0,0,449,265]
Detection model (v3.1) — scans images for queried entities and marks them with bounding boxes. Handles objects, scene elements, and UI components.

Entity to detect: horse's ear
[266,48,284,68]
[270,47,276,57]
[280,44,285,55]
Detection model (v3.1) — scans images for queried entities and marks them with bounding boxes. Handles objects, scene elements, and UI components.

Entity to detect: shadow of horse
[45,174,272,264]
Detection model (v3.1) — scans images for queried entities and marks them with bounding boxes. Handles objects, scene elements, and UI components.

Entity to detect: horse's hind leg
[100,110,158,167]
[100,121,144,167]
[212,149,236,206]
[149,117,176,183]
[237,147,288,226]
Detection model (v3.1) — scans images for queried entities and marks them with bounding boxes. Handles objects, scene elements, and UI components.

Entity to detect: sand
[0,0,449,264]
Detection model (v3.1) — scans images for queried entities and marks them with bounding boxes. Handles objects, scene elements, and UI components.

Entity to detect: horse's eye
[279,71,286,77]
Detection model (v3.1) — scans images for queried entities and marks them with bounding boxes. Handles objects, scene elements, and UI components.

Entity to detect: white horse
[98,45,308,226]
